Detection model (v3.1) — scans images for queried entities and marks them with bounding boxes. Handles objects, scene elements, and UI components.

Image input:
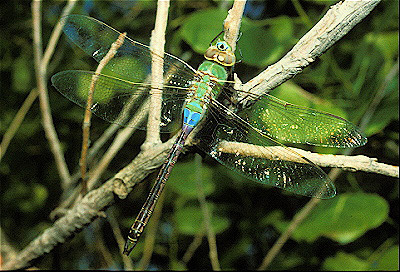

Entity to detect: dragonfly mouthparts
[123,238,138,256]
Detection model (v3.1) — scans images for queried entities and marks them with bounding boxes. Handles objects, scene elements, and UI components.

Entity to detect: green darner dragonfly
[51,15,367,256]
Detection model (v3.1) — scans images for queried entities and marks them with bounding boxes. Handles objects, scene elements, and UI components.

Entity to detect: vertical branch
[181,227,205,264]
[359,58,399,131]
[195,154,221,271]
[106,208,134,270]
[79,32,127,194]
[223,0,246,51]
[53,100,151,215]
[143,0,170,149]
[256,2,385,267]
[32,0,72,189]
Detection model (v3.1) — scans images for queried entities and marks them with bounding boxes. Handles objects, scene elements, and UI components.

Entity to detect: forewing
[62,15,197,86]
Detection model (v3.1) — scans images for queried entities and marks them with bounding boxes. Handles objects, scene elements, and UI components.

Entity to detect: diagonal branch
[3,137,176,270]
[240,0,381,105]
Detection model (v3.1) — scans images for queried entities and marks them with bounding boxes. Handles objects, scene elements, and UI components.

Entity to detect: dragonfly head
[204,40,236,67]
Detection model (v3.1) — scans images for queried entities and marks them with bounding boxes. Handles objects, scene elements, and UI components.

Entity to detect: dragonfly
[51,15,367,256]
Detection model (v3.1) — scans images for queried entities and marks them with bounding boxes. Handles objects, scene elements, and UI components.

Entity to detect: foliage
[0,0,398,270]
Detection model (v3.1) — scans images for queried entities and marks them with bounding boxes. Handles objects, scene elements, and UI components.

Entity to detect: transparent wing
[54,15,200,130]
[194,100,336,199]
[62,15,197,85]
[63,15,196,84]
[240,93,367,147]
[51,70,188,131]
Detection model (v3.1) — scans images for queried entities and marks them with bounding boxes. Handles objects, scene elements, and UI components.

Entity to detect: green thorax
[184,60,227,116]
[195,60,227,98]
[198,60,228,82]
[184,39,234,119]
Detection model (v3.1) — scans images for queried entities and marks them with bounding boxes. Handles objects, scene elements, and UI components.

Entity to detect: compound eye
[216,41,228,51]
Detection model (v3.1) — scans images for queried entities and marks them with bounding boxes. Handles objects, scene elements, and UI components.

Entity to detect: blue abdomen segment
[183,108,202,128]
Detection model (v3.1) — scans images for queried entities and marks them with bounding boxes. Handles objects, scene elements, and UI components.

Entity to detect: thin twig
[7,0,392,269]
[51,99,150,217]
[257,168,341,270]
[86,98,150,189]
[359,58,399,131]
[87,124,121,161]
[181,227,205,264]
[257,57,398,270]
[256,2,394,268]
[32,0,72,189]
[3,137,176,270]
[80,32,127,194]
[93,220,115,268]
[42,0,77,68]
[106,207,134,270]
[195,154,221,271]
[0,89,38,162]
[1,0,77,173]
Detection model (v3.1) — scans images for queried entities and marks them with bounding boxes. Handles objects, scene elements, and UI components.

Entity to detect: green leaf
[269,16,294,43]
[365,32,399,74]
[180,9,294,68]
[265,193,389,243]
[175,204,230,235]
[372,245,399,271]
[4,182,48,213]
[238,16,293,67]
[273,81,348,117]
[322,245,400,271]
[180,9,228,54]
[323,251,369,271]
[238,26,276,67]
[168,160,215,198]
[12,54,32,93]
[364,75,399,136]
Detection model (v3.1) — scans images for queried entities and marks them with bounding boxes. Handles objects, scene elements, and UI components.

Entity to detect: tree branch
[80,32,127,193]
[223,0,246,51]
[217,141,399,178]
[143,0,170,149]
[3,137,175,270]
